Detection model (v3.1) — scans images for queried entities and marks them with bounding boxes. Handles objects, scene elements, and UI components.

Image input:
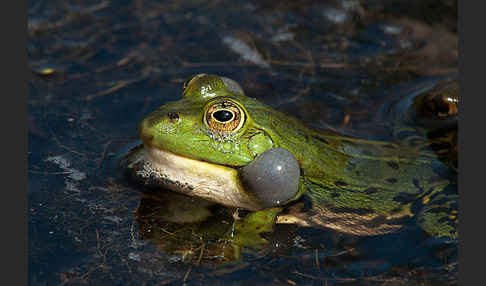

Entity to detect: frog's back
[259,109,457,237]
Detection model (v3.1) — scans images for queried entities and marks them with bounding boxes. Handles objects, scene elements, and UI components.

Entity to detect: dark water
[28,0,457,285]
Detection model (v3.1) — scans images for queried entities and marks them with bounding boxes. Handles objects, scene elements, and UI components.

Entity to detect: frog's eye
[423,92,458,119]
[203,99,246,133]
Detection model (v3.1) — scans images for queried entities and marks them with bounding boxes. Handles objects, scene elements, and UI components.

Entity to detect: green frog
[127,74,457,258]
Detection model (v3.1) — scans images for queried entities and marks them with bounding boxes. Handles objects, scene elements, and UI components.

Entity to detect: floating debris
[104,216,123,224]
[31,62,66,78]
[128,252,141,262]
[45,155,86,181]
[323,8,348,24]
[222,36,270,68]
[45,155,86,193]
[381,24,403,35]
[271,31,295,43]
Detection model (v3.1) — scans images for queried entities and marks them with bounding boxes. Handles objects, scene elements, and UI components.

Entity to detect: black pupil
[213,110,234,122]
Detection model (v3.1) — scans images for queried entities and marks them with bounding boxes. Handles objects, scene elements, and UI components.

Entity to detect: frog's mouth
[139,145,264,211]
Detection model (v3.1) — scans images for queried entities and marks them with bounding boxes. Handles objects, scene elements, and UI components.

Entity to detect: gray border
[459,0,480,285]
[7,0,28,284]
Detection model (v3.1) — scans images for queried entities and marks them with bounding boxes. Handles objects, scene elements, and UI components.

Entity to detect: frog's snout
[139,110,182,145]
[151,111,183,135]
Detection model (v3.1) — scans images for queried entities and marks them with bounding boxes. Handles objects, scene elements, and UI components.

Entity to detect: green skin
[138,74,457,254]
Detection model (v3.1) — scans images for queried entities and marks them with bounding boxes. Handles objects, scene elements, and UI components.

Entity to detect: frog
[375,75,458,171]
[126,73,457,259]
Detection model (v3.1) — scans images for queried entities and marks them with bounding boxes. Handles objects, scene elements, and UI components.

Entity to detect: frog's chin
[138,145,263,211]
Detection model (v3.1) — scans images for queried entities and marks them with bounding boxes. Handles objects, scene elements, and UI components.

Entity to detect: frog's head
[140,74,274,166]
[138,74,301,210]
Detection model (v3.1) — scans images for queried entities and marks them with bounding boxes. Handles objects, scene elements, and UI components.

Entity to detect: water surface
[28,0,457,284]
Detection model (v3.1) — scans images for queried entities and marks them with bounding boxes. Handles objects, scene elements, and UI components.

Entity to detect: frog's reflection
[136,190,302,263]
[136,190,238,263]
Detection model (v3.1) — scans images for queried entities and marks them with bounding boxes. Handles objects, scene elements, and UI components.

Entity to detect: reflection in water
[135,190,314,264]
[134,188,457,281]
[136,191,237,263]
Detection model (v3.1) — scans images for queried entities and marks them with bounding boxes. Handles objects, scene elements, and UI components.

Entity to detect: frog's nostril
[167,112,180,123]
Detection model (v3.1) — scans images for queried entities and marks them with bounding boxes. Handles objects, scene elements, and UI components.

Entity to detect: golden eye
[203,99,246,133]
